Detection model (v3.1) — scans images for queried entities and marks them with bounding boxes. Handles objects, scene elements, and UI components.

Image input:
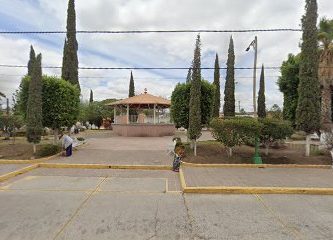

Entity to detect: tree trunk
[265,144,269,156]
[305,135,311,157]
[190,139,194,149]
[194,140,197,156]
[228,147,233,157]
[33,143,36,154]
[54,128,59,145]
[321,86,332,124]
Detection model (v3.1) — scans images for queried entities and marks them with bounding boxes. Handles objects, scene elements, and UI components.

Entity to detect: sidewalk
[183,166,333,188]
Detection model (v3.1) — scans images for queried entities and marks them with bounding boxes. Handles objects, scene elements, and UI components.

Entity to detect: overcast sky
[0,0,332,111]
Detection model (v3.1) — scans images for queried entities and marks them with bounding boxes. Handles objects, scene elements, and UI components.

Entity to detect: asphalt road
[1,174,333,240]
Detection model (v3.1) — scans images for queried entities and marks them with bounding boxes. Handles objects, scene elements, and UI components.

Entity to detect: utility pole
[253,36,258,117]
[238,100,241,113]
[246,36,262,164]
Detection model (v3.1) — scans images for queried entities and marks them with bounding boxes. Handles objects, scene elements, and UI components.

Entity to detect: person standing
[59,132,74,157]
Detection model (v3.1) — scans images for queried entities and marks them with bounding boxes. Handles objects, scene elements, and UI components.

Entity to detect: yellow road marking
[53,177,107,240]
[254,194,304,239]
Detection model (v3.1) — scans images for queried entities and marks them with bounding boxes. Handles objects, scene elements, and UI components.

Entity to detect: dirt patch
[0,140,59,160]
[184,142,331,165]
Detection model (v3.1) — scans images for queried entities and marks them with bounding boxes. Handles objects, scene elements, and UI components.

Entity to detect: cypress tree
[295,0,320,157]
[223,36,235,117]
[212,53,220,118]
[257,65,266,118]
[62,0,80,91]
[129,71,135,97]
[188,34,202,156]
[26,53,43,154]
[89,89,93,103]
[27,45,35,76]
[295,0,320,133]
[186,67,192,83]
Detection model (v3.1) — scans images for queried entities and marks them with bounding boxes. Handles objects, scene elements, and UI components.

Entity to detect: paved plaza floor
[49,130,214,165]
[0,171,333,239]
[1,132,333,239]
[183,166,333,188]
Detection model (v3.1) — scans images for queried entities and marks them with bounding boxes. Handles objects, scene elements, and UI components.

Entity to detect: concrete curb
[0,141,87,164]
[39,163,172,171]
[0,164,39,183]
[181,161,332,169]
[179,167,186,190]
[0,152,62,164]
[183,186,333,195]
[180,164,333,195]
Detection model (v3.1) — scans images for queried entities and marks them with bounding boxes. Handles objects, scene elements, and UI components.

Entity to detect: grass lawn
[184,141,331,165]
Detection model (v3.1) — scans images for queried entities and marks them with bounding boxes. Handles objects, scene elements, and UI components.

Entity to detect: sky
[0,0,332,111]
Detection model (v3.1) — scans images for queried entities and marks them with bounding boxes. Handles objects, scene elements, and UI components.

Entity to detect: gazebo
[107,89,175,137]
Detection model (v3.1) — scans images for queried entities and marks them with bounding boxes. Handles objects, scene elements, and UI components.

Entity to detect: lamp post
[246,36,262,164]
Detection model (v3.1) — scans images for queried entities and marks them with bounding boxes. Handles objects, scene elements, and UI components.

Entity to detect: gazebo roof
[107,90,171,107]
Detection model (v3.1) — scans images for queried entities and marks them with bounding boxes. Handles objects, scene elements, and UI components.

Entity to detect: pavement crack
[182,193,196,239]
[145,195,161,240]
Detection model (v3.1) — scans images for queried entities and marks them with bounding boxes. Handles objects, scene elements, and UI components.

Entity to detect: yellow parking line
[254,194,304,239]
[53,177,107,240]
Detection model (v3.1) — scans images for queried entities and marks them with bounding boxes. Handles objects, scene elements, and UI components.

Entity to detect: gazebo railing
[114,113,172,124]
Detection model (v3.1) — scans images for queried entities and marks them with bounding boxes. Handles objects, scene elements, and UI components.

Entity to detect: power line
[1,64,333,70]
[0,64,282,70]
[0,28,302,35]
[0,74,281,79]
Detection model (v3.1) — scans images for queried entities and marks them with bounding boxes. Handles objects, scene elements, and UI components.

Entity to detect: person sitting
[59,132,74,157]
[173,145,185,172]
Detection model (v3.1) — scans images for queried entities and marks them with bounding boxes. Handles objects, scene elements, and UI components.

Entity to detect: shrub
[36,144,62,158]
[210,117,260,157]
[77,137,85,141]
[259,118,293,156]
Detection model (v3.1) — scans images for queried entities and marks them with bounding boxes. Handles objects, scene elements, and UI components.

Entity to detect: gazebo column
[127,104,129,124]
[153,104,156,124]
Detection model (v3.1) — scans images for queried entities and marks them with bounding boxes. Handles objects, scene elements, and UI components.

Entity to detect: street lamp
[246,36,262,164]
[246,36,258,117]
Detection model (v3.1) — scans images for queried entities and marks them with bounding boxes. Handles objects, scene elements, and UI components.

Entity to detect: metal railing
[114,113,172,124]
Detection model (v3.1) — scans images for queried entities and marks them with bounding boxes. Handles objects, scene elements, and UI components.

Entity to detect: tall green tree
[223,36,235,117]
[318,18,333,124]
[278,54,300,127]
[16,76,80,143]
[186,67,192,83]
[89,89,93,103]
[27,45,35,76]
[296,0,320,156]
[171,80,215,129]
[257,65,266,118]
[212,53,220,118]
[318,17,333,50]
[188,34,202,156]
[129,71,135,97]
[26,53,43,154]
[61,0,80,91]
